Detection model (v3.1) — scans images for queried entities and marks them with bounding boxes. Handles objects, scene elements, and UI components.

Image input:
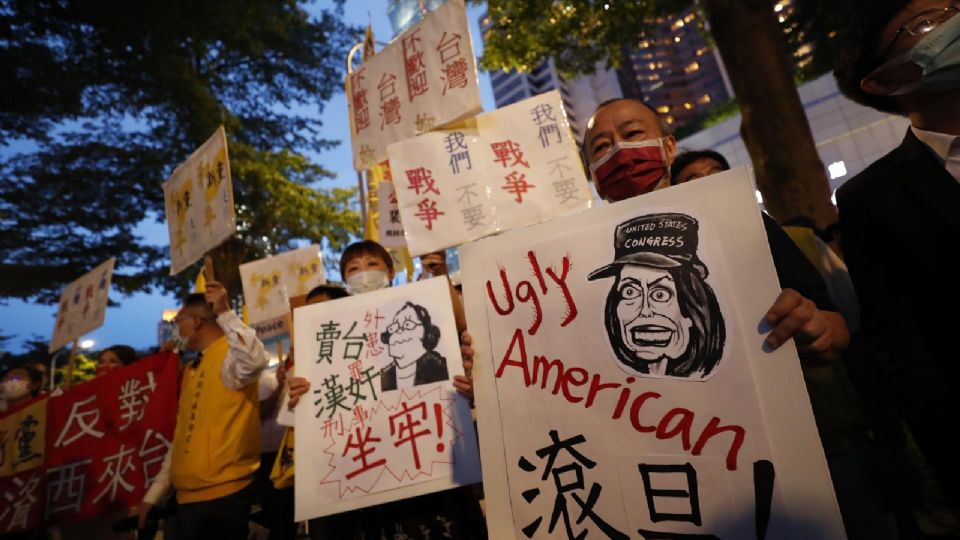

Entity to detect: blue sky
[0,0,495,354]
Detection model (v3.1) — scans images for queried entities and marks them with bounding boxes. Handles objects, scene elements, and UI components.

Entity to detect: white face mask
[1,379,31,401]
[171,325,190,353]
[346,270,391,295]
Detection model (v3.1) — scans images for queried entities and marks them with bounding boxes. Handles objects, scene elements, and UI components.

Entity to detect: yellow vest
[170,336,260,503]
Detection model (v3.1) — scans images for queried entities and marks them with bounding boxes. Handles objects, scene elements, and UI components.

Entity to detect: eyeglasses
[878,2,960,61]
[386,320,421,334]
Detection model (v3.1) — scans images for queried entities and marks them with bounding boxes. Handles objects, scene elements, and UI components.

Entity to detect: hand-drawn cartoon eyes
[650,287,673,303]
[387,320,422,334]
[619,284,642,300]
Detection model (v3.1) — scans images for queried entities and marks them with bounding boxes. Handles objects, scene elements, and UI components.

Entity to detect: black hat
[588,213,702,280]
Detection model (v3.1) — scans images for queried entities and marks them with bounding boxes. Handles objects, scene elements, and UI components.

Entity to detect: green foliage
[0,0,363,303]
[55,353,98,386]
[673,98,741,140]
[476,0,842,82]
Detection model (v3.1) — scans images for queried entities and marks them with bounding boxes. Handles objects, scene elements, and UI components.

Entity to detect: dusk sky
[0,0,496,354]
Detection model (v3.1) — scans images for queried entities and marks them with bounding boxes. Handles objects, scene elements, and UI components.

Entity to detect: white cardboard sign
[460,169,844,539]
[239,245,326,339]
[388,90,594,257]
[49,258,115,353]
[162,126,236,275]
[293,277,481,521]
[348,0,482,170]
[377,181,407,249]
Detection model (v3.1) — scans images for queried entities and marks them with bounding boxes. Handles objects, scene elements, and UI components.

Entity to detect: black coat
[380,349,449,392]
[837,128,960,504]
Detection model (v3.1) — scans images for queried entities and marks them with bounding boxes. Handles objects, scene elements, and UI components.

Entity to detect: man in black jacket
[834,0,960,510]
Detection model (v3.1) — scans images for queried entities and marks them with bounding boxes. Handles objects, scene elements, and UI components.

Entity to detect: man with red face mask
[584,98,850,372]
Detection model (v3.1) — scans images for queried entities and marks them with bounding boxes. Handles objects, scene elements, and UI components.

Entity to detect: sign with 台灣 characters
[0,397,47,534]
[348,0,481,170]
[44,352,178,525]
[239,245,326,339]
[293,277,481,521]
[163,126,236,275]
[460,169,845,539]
[49,258,115,353]
[388,90,594,257]
[377,180,406,249]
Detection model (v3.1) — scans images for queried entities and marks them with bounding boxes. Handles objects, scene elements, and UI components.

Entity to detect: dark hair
[339,240,393,279]
[1,365,43,396]
[380,302,441,351]
[101,345,137,366]
[306,284,350,302]
[833,0,912,114]
[670,150,731,181]
[180,293,216,321]
[604,264,726,378]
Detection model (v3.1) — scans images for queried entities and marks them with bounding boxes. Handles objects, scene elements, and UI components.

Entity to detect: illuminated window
[649,62,656,70]
[665,115,675,124]
[795,44,813,57]
[674,36,681,43]
[695,47,709,56]
[648,74,660,81]
[656,105,670,114]
[684,13,696,23]
[684,62,700,74]
[698,93,711,104]
[672,19,685,30]
[683,102,694,110]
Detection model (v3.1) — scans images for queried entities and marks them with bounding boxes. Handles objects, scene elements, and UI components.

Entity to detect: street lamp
[79,339,96,350]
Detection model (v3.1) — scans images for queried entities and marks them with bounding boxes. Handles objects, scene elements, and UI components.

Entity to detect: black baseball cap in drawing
[588,213,703,280]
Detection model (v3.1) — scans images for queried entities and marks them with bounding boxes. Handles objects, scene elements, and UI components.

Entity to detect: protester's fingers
[765,293,815,349]
[797,315,832,354]
[453,375,473,399]
[460,330,472,346]
[765,288,802,325]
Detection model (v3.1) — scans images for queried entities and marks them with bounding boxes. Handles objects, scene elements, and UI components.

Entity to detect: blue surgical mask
[867,9,960,95]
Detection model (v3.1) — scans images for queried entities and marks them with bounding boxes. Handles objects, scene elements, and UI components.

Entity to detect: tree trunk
[703,0,837,231]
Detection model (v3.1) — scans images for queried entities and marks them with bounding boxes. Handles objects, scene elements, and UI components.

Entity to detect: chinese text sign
[49,258,115,353]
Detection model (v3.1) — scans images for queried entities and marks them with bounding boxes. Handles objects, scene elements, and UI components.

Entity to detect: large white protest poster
[239,245,326,339]
[388,91,594,256]
[49,258,115,353]
[293,277,481,521]
[348,0,481,170]
[461,169,844,539]
[163,126,236,275]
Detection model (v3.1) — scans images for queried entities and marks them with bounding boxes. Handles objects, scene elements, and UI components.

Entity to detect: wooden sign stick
[65,338,79,388]
[203,254,216,283]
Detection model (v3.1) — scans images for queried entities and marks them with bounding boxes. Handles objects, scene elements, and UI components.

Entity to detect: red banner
[44,351,178,525]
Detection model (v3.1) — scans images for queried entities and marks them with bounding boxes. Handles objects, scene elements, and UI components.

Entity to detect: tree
[477,0,846,231]
[0,0,363,304]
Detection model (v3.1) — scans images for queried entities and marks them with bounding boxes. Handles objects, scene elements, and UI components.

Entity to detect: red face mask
[589,140,669,202]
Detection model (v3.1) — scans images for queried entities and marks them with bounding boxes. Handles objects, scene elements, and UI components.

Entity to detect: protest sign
[0,396,47,533]
[347,0,481,170]
[239,245,326,340]
[163,126,236,275]
[388,90,594,256]
[460,169,845,539]
[377,180,406,249]
[49,258,115,353]
[293,277,480,521]
[44,352,178,524]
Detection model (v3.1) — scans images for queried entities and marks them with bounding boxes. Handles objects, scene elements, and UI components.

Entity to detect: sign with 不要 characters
[293,277,480,521]
[460,168,845,539]
[388,90,593,257]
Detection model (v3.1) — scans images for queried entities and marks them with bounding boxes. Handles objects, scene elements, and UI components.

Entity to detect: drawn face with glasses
[380,302,441,368]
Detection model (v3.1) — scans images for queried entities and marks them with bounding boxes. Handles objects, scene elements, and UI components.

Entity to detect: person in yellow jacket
[137,280,269,539]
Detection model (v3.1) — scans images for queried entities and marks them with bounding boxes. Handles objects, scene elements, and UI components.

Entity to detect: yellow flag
[270,427,295,489]
[241,304,250,326]
[193,270,206,293]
